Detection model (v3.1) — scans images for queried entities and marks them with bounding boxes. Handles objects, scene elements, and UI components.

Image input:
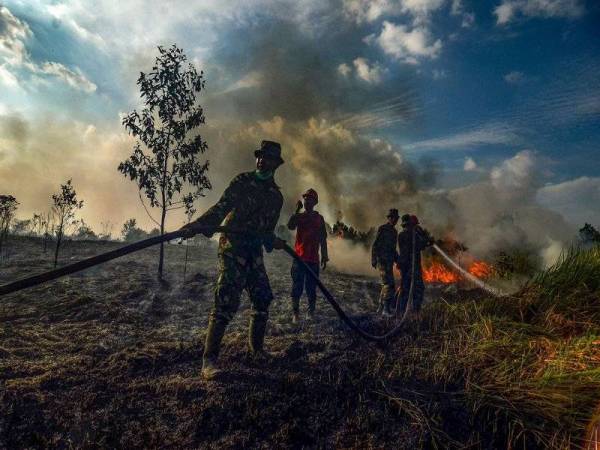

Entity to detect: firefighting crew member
[396,214,434,315]
[180,140,285,380]
[371,209,400,316]
[287,188,329,323]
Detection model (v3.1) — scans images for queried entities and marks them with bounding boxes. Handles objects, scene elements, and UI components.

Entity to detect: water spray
[432,243,506,297]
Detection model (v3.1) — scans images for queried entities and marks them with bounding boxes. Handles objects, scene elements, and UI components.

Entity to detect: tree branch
[138,191,161,227]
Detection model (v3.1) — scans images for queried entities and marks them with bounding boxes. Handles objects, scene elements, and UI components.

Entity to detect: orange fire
[423,261,460,283]
[468,261,494,278]
[422,259,495,284]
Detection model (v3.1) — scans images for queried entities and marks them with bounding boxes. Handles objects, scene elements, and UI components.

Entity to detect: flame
[468,261,494,278]
[423,261,460,283]
[422,259,495,284]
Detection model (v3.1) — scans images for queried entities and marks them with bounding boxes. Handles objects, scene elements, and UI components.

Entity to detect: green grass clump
[378,245,600,448]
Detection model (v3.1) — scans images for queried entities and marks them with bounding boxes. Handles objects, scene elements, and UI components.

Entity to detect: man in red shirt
[287,188,329,323]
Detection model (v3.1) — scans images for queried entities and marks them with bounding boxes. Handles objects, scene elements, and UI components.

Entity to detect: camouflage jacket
[397,226,434,272]
[194,171,284,256]
[371,223,399,266]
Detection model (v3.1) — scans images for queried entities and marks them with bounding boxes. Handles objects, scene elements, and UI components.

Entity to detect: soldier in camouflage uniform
[371,209,400,316]
[181,140,285,380]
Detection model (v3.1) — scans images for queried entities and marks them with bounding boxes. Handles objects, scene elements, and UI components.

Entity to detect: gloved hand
[179,221,214,239]
[295,200,303,213]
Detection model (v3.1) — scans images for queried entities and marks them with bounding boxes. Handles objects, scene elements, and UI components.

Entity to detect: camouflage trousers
[377,262,396,309]
[203,251,274,361]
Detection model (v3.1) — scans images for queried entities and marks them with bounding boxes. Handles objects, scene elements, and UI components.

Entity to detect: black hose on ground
[0,226,410,343]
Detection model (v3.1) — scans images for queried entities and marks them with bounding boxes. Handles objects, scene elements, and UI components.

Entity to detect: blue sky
[0,0,599,244]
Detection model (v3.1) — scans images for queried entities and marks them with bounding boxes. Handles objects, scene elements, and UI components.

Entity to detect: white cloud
[404,123,518,151]
[0,5,32,66]
[337,63,352,77]
[0,63,19,87]
[39,62,97,93]
[494,0,585,25]
[401,0,445,24]
[342,0,398,23]
[537,177,600,227]
[376,21,442,64]
[342,0,446,25]
[450,0,462,14]
[221,70,263,93]
[353,57,385,84]
[504,70,525,84]
[463,157,477,171]
[490,149,537,197]
[0,5,96,93]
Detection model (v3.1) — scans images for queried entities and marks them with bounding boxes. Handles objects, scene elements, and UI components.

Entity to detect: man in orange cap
[287,188,329,323]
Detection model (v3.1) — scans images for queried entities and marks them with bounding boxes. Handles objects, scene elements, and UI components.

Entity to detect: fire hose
[0,226,504,343]
[432,244,506,297]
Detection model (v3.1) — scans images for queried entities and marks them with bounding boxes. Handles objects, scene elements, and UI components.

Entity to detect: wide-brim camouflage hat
[254,140,284,165]
[387,208,399,219]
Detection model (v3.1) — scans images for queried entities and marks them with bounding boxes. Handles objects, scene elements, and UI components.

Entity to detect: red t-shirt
[294,211,325,264]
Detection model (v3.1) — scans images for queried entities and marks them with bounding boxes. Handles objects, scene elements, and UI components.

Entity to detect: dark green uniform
[193,171,283,362]
[371,223,399,310]
[397,225,434,314]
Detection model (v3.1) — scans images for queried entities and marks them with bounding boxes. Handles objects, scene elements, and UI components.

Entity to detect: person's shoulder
[379,223,394,232]
[232,172,254,183]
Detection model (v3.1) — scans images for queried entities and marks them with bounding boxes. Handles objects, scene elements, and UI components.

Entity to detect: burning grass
[0,237,599,448]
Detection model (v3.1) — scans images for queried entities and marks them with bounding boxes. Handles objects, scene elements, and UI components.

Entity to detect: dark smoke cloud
[204,16,421,125]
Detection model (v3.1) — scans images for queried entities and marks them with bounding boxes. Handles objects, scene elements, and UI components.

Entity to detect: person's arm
[320,216,329,269]
[371,227,382,268]
[263,194,284,252]
[416,226,434,249]
[181,175,243,237]
[288,200,303,230]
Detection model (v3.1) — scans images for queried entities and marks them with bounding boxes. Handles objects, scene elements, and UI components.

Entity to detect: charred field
[1,236,600,449]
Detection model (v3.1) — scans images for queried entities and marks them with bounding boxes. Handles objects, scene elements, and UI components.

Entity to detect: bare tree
[118,44,211,279]
[51,180,83,267]
[0,195,19,258]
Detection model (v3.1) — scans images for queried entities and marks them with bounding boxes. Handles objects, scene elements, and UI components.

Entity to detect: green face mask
[254,169,273,181]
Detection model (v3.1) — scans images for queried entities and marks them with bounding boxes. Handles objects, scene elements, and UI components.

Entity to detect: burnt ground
[0,237,461,449]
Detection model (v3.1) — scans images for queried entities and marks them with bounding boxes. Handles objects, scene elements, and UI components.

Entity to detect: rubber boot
[248,314,271,361]
[291,297,300,324]
[201,317,228,380]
